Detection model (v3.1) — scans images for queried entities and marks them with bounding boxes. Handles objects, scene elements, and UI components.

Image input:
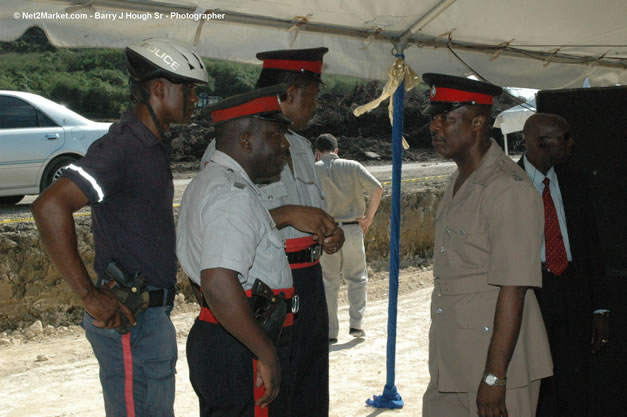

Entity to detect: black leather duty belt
[337,221,359,226]
[287,244,322,264]
[148,287,176,307]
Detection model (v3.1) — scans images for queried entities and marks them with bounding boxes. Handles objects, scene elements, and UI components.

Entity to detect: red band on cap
[431,87,493,105]
[211,96,281,123]
[262,59,322,74]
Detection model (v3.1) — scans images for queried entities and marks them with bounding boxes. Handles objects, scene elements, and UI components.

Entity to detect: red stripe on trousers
[253,358,269,417]
[122,333,136,417]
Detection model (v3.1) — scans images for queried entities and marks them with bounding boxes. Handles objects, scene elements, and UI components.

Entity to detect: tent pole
[366,46,405,410]
[504,133,509,155]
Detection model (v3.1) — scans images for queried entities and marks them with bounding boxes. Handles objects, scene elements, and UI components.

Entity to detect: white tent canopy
[1,0,626,89]
[494,97,537,135]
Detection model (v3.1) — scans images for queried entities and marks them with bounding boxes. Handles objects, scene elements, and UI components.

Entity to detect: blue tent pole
[366,52,405,409]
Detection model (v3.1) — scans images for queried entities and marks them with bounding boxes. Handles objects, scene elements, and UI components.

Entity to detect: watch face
[485,374,497,385]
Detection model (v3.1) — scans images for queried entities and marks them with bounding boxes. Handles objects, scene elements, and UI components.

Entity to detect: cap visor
[254,111,292,125]
[422,102,457,115]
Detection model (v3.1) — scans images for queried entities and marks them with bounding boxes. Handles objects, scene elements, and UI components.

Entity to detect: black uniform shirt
[62,112,176,288]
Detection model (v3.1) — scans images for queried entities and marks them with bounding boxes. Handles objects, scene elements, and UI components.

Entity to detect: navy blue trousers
[289,263,329,417]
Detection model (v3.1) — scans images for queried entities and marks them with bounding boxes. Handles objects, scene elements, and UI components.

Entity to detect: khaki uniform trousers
[423,379,541,417]
[320,224,368,339]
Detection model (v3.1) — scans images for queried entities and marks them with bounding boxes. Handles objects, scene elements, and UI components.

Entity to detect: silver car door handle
[46,134,59,140]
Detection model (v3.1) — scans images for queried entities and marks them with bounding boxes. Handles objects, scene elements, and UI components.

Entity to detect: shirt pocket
[443,211,488,266]
[293,152,325,201]
[258,181,289,210]
[267,227,285,250]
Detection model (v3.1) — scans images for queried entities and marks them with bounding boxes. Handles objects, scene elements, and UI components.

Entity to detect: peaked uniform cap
[421,73,502,115]
[256,47,329,75]
[205,84,292,125]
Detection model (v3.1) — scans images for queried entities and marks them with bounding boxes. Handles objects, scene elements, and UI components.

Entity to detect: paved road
[0,160,457,223]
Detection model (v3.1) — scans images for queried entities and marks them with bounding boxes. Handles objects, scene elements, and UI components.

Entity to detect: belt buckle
[291,294,300,314]
[310,244,322,263]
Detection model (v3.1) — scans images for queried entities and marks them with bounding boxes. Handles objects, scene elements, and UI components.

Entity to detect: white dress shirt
[523,154,572,262]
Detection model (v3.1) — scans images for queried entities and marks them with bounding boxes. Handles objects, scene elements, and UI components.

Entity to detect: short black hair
[315,133,338,153]
[215,117,253,147]
[128,78,150,103]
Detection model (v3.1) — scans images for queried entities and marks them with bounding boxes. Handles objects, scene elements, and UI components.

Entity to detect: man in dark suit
[520,113,609,417]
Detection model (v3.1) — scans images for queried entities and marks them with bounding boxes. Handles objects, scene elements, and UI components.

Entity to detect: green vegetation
[0,27,363,118]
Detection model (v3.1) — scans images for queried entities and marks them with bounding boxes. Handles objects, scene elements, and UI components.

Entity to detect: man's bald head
[523,113,575,174]
[523,113,569,146]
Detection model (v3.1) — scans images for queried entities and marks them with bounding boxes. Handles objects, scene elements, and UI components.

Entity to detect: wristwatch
[482,372,507,387]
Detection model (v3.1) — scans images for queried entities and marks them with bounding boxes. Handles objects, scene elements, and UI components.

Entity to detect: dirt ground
[0,131,448,416]
[0,266,435,417]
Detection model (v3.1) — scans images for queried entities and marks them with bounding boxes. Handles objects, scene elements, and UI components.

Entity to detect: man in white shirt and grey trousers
[314,133,384,343]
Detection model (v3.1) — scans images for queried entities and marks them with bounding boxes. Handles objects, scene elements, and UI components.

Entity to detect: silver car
[0,90,112,205]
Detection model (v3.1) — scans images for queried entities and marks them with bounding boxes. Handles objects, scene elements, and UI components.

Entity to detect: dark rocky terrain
[164,80,524,166]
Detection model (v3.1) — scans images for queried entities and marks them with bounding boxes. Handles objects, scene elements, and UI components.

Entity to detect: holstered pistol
[103,260,149,334]
[250,279,288,345]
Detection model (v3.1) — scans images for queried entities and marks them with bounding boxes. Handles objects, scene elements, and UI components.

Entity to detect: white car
[0,90,112,205]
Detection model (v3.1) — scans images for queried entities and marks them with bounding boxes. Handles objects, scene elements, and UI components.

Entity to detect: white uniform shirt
[200,131,326,241]
[315,153,382,221]
[523,154,573,262]
[177,150,292,291]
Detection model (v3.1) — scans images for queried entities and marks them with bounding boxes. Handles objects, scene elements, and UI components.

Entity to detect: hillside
[1,26,524,158]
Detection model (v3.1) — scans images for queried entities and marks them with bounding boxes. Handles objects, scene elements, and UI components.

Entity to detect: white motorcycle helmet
[126,38,208,136]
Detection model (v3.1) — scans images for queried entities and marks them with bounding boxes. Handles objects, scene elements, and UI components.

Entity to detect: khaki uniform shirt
[199,131,326,241]
[314,153,382,221]
[176,151,292,291]
[429,139,553,392]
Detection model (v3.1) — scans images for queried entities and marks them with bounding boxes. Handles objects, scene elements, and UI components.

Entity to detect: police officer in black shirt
[32,38,208,417]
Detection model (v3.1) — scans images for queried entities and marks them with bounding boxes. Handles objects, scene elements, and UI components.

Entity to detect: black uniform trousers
[289,263,329,417]
[187,319,292,417]
[535,265,592,417]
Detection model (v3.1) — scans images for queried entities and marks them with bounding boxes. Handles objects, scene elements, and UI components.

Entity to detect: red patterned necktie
[542,178,568,276]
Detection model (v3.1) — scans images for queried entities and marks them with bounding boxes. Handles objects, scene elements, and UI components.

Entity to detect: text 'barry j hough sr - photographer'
[91,11,226,21]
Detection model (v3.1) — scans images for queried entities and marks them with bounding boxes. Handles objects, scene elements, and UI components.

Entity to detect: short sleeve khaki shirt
[428,139,553,392]
[314,153,382,221]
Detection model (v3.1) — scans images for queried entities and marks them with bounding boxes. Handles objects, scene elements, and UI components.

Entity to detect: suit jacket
[518,156,608,312]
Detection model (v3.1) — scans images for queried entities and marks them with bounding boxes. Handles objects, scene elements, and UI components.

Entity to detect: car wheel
[40,155,78,192]
[0,195,25,206]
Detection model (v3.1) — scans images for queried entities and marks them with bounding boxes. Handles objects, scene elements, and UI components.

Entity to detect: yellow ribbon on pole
[353,58,421,150]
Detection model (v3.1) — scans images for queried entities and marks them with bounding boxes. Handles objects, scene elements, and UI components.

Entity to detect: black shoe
[329,338,338,344]
[349,328,365,338]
